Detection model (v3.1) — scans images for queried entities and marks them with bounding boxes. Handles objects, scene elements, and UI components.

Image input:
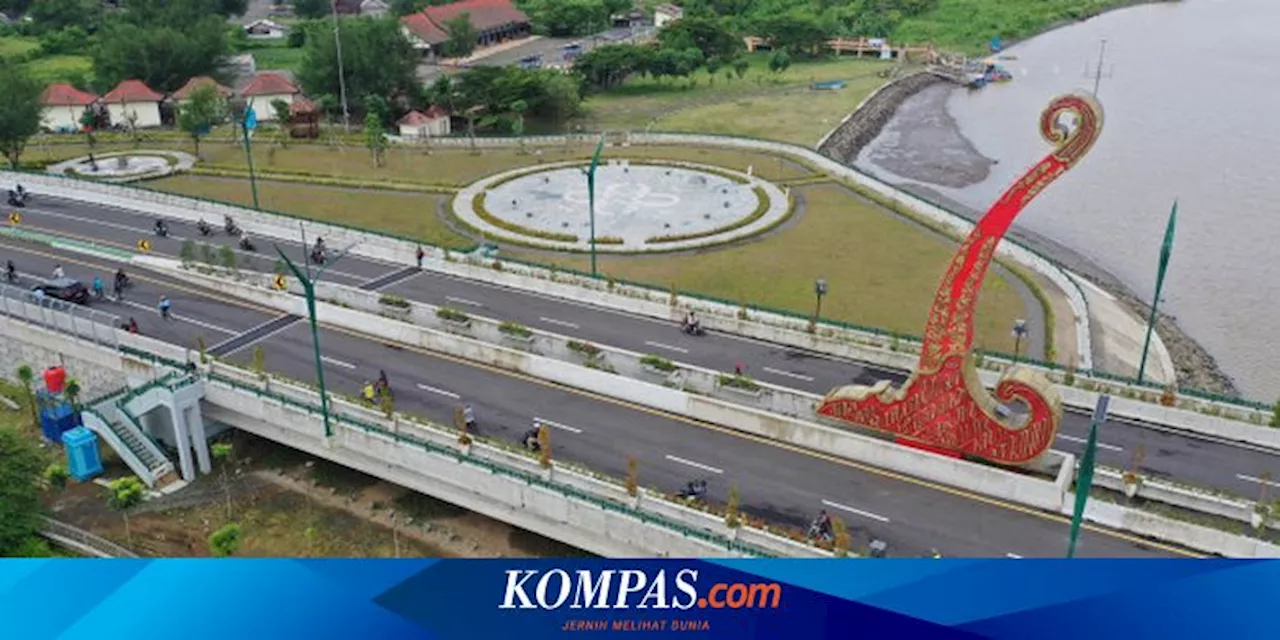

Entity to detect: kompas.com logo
[499,568,782,610]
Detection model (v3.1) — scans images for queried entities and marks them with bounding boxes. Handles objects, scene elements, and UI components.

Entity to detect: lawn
[20,55,94,86]
[575,54,895,141]
[243,42,306,73]
[0,36,40,58]
[894,0,1135,53]
[182,140,813,184]
[145,176,470,249]
[512,182,1027,351]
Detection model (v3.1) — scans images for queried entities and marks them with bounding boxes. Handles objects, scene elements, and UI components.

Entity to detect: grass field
[0,36,40,58]
[894,0,1136,53]
[140,174,1027,348]
[20,55,94,86]
[242,42,306,73]
[575,54,895,141]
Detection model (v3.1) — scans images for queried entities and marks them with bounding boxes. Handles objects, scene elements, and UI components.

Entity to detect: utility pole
[1084,38,1113,97]
[331,0,351,131]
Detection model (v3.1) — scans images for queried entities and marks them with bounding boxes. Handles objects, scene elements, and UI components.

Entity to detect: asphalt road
[0,234,1191,558]
[11,194,1280,501]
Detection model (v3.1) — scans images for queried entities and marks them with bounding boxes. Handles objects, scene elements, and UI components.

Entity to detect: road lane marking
[120,300,236,334]
[665,454,723,475]
[539,316,579,329]
[763,367,815,382]
[0,241,1205,559]
[645,341,689,354]
[1056,434,1123,452]
[416,383,460,399]
[1237,474,1280,488]
[446,296,484,307]
[209,314,299,356]
[321,356,356,369]
[1006,553,1023,559]
[822,499,890,523]
[535,417,583,434]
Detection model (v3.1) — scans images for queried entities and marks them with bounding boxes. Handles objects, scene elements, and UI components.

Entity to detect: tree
[26,0,102,34]
[537,424,551,468]
[389,0,426,17]
[656,15,740,64]
[270,99,291,148]
[725,483,740,528]
[731,56,749,80]
[212,442,234,518]
[292,0,327,19]
[208,522,243,556]
[63,378,81,411]
[297,18,418,111]
[251,346,266,376]
[509,99,527,150]
[106,476,145,546]
[363,111,387,167]
[831,516,850,557]
[439,13,477,59]
[219,244,237,273]
[768,49,791,74]
[379,383,394,420]
[180,239,197,266]
[177,84,226,158]
[0,427,46,556]
[0,65,43,170]
[93,16,230,92]
[754,12,830,58]
[79,107,99,152]
[626,456,638,497]
[15,365,38,432]
[572,43,653,91]
[44,464,70,491]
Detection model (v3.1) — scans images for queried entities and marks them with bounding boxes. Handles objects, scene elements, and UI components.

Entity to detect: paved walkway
[1077,276,1176,385]
[47,150,197,184]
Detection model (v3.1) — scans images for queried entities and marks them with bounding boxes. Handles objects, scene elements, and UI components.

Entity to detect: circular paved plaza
[454,161,790,253]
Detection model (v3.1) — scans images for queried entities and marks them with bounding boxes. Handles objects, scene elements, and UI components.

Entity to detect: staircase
[81,376,192,487]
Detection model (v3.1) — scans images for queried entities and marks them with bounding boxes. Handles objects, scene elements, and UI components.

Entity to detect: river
[854,0,1280,401]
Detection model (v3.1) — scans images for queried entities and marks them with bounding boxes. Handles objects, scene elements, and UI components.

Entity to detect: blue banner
[1,559,1275,639]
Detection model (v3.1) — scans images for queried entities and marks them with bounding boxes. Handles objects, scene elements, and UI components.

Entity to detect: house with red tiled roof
[172,76,234,106]
[103,79,165,128]
[397,106,451,138]
[400,0,530,58]
[237,71,301,121]
[39,84,98,132]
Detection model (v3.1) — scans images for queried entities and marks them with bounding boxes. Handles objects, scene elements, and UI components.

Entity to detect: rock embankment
[817,71,942,161]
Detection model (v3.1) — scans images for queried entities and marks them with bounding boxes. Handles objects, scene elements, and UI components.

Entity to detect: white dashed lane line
[664,454,723,475]
[822,498,890,523]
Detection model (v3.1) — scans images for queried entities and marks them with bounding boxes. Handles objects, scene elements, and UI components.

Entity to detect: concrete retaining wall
[1072,498,1280,558]
[816,72,943,162]
[0,315,127,400]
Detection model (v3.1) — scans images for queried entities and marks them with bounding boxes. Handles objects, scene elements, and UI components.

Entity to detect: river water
[855,0,1280,401]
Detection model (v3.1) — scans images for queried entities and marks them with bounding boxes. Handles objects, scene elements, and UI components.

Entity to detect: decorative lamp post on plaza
[1011,318,1028,364]
[273,225,356,438]
[1136,200,1177,385]
[240,102,260,210]
[580,134,605,278]
[809,278,828,334]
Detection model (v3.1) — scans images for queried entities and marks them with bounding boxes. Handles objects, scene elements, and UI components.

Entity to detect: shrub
[1064,367,1076,386]
[1160,384,1176,407]
[567,340,601,358]
[436,307,470,323]
[471,193,579,243]
[499,321,532,338]
[1271,396,1280,428]
[718,374,759,392]
[640,355,676,372]
[595,235,624,245]
[378,294,410,308]
[646,186,772,244]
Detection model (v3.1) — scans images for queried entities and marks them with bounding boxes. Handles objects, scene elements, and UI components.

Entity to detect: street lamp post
[1011,318,1028,364]
[240,103,260,210]
[580,134,605,278]
[1137,201,1177,385]
[808,278,828,333]
[274,225,355,438]
[330,0,351,130]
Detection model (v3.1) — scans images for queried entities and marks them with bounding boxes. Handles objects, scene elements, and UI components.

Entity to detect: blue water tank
[62,426,103,482]
[38,391,80,443]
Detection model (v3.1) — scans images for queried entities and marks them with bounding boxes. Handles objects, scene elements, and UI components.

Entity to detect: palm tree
[16,365,38,431]
[510,99,528,154]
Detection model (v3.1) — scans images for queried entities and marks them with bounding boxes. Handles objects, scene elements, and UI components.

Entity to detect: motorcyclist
[122,317,139,333]
[682,310,702,335]
[154,219,168,236]
[809,510,833,540]
[224,215,238,235]
[5,260,15,283]
[114,269,128,298]
[196,218,212,235]
[91,275,105,300]
[523,427,541,451]
[158,295,172,320]
[239,232,255,251]
[376,369,389,392]
[680,479,707,500]
[463,404,476,431]
[362,381,377,404]
[52,264,65,280]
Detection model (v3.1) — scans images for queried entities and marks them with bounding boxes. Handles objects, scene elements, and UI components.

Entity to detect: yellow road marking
[0,235,1204,557]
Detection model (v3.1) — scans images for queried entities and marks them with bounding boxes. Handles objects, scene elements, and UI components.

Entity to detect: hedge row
[646,186,771,244]
[470,192,579,243]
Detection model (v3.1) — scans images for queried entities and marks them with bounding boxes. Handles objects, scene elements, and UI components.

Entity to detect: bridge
[1,137,1277,558]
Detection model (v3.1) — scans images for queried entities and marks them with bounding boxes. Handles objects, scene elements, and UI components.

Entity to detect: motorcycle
[6,189,26,208]
[677,479,708,503]
[310,248,326,265]
[522,429,541,452]
[224,217,240,236]
[196,220,213,236]
[154,221,169,237]
[807,519,834,542]
[239,236,256,252]
[681,320,706,337]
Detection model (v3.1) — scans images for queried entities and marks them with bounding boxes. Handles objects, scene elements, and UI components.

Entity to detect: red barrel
[44,366,66,394]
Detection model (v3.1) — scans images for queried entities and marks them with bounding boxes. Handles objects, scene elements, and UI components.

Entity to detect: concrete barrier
[1071,497,1280,558]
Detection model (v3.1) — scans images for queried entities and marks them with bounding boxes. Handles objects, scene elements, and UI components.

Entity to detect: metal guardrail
[0,281,119,348]
[39,516,138,558]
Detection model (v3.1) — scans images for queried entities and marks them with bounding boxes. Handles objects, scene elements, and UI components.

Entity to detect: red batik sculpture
[817,93,1104,466]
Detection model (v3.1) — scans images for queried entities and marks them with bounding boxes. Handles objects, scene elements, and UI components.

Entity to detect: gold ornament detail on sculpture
[817,93,1104,466]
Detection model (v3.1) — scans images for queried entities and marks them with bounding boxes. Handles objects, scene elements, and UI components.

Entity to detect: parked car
[32,278,91,305]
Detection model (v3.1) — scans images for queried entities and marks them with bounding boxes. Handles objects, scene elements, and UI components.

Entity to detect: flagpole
[1068,394,1110,558]
[1136,200,1177,384]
